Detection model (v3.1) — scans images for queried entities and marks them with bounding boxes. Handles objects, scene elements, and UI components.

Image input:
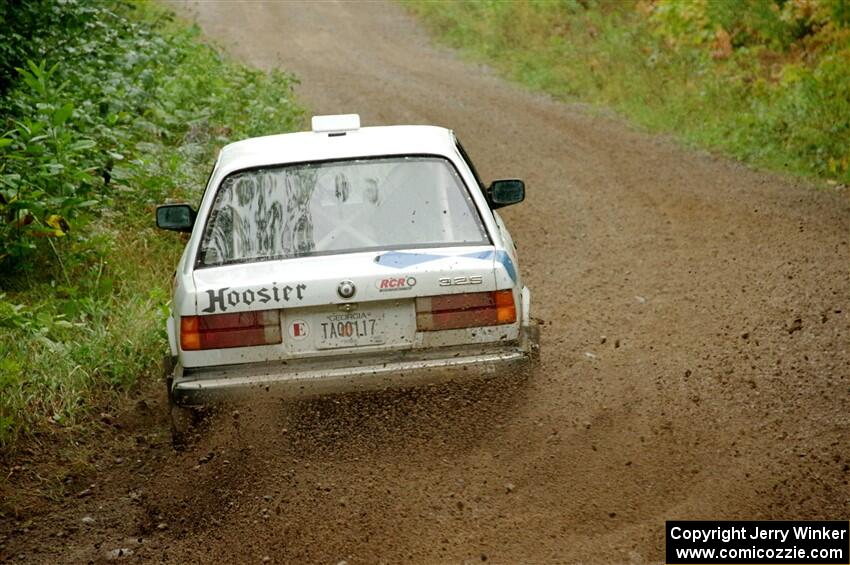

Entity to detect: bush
[407,0,850,183]
[0,0,303,451]
[0,0,100,93]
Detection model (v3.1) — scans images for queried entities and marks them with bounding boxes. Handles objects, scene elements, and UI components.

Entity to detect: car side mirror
[156,204,196,233]
[488,179,525,209]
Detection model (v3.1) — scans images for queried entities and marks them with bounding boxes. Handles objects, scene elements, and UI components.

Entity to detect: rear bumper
[171,325,538,405]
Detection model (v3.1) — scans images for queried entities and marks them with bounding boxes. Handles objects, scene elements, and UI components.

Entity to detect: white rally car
[156,115,538,441]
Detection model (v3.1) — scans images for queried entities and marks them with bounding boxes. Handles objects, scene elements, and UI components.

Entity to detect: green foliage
[0,0,100,93]
[1,60,101,263]
[0,1,302,269]
[407,0,850,183]
[0,0,303,451]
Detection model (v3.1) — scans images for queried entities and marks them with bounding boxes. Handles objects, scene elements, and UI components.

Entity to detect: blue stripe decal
[460,250,494,261]
[375,252,447,268]
[494,250,517,283]
[375,250,516,282]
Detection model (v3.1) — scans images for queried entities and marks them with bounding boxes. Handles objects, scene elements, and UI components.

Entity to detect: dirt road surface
[2,2,848,563]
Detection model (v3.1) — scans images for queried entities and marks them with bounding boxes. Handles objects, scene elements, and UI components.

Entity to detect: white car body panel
[164,119,536,403]
[181,245,514,367]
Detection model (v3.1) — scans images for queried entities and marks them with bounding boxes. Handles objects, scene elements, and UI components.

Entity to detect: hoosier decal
[202,283,306,313]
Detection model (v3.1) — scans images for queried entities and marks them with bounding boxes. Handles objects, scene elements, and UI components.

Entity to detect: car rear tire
[523,319,541,364]
[164,354,200,449]
[170,403,199,449]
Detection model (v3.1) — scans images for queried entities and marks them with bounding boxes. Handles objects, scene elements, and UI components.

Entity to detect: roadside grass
[0,1,303,453]
[405,0,850,185]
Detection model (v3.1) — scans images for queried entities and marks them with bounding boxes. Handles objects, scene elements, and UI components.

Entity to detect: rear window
[196,156,489,267]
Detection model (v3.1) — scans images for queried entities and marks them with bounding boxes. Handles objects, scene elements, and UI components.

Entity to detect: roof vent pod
[311,114,360,136]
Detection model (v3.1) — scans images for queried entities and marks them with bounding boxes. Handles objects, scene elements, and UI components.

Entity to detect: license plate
[316,310,386,349]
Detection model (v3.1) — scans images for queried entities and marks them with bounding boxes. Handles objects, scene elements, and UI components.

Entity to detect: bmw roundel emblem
[337,280,356,299]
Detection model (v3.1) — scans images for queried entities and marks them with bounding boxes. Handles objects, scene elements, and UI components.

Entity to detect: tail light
[416,290,516,331]
[181,310,281,351]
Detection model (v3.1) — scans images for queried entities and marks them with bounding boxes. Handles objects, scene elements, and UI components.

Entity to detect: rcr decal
[438,275,483,287]
[202,283,306,313]
[376,276,417,292]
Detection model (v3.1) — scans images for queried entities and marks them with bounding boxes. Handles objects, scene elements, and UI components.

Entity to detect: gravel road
[2,2,848,563]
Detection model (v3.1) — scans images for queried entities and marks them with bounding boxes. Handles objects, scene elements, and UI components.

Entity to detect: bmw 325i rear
[157,117,538,424]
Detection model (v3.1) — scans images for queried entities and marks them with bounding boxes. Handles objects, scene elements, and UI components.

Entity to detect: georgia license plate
[316,310,386,349]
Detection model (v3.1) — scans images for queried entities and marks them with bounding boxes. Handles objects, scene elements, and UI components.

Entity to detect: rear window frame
[192,153,494,270]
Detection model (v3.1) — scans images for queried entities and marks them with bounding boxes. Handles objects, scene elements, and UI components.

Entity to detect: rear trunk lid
[184,245,497,366]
